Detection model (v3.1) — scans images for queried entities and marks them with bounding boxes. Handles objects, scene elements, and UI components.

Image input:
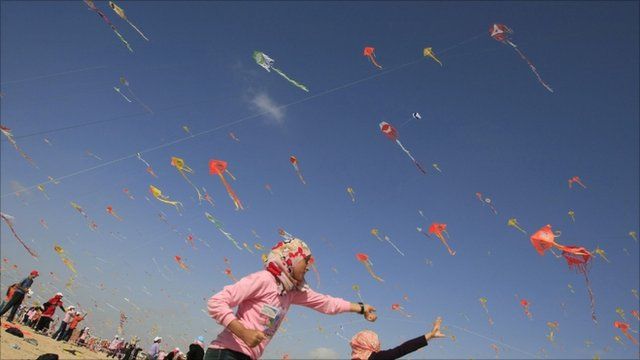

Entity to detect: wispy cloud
[250,93,285,124]
[308,347,340,359]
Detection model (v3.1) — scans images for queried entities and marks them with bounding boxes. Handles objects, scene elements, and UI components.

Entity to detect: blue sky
[1,1,638,358]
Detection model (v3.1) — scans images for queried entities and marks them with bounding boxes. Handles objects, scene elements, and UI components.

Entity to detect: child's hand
[364,304,377,322]
[425,317,446,341]
[240,328,267,348]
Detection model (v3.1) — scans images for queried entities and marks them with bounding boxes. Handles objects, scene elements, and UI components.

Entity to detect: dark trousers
[35,316,52,331]
[204,348,251,360]
[0,291,25,322]
[53,321,68,340]
[61,327,74,341]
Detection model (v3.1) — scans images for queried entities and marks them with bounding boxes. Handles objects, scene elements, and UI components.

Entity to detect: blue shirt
[16,277,33,293]
[149,343,160,359]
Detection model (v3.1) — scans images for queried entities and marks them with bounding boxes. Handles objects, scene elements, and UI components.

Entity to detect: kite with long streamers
[289,156,307,185]
[520,299,533,319]
[507,218,526,234]
[70,202,98,231]
[594,246,609,263]
[108,1,149,40]
[113,87,131,102]
[423,47,443,66]
[391,303,412,318]
[205,212,242,250]
[120,77,153,113]
[546,321,558,343]
[174,255,189,271]
[149,185,183,212]
[347,187,356,203]
[209,160,243,210]
[224,268,238,283]
[476,192,498,215]
[568,176,587,189]
[479,297,494,326]
[568,210,576,222]
[356,253,384,282]
[629,231,637,242]
[370,228,404,256]
[171,157,203,202]
[1,125,36,167]
[253,51,309,92]
[54,245,77,274]
[123,188,135,200]
[137,153,158,178]
[489,23,553,92]
[428,223,456,256]
[37,184,50,200]
[363,47,382,69]
[432,163,442,173]
[631,310,639,321]
[83,0,133,52]
[614,322,638,346]
[379,121,426,174]
[106,206,123,221]
[0,212,38,258]
[616,307,626,321]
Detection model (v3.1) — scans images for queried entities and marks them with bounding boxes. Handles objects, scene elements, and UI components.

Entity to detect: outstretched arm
[368,317,445,360]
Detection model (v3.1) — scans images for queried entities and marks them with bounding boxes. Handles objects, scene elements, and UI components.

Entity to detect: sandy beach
[0,322,111,360]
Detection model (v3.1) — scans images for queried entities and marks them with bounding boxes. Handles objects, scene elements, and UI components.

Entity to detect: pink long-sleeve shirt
[208,270,351,359]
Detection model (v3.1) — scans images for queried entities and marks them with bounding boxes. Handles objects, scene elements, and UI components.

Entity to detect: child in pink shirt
[207,238,378,360]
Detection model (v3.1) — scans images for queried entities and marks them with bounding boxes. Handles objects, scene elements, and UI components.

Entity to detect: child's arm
[368,336,428,360]
[292,288,377,321]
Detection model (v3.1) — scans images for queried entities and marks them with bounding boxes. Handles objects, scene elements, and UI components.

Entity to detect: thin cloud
[251,93,285,124]
[308,347,340,359]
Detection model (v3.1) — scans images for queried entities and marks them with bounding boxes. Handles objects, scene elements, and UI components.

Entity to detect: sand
[0,322,111,360]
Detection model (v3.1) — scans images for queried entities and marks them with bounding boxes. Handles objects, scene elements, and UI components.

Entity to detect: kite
[423,47,443,66]
[106,206,123,221]
[370,228,404,256]
[489,23,553,92]
[568,176,587,189]
[490,344,499,358]
[475,192,498,215]
[37,184,50,200]
[43,138,52,146]
[137,153,158,178]
[120,77,153,113]
[0,125,36,167]
[229,132,240,142]
[546,321,559,343]
[479,297,494,326]
[428,223,456,256]
[54,245,77,274]
[264,184,273,195]
[123,188,135,200]
[108,1,149,40]
[412,112,422,120]
[379,121,427,174]
[113,87,132,102]
[631,310,639,321]
[507,218,526,234]
[391,303,412,318]
[253,51,309,92]
[0,212,38,258]
[418,210,427,220]
[594,246,609,263]
[355,253,384,282]
[85,149,103,161]
[174,255,189,271]
[171,157,203,202]
[289,156,307,184]
[363,46,382,69]
[70,202,98,230]
[47,176,60,185]
[416,226,432,239]
[149,185,183,212]
[224,268,238,282]
[432,163,442,173]
[181,125,193,137]
[633,289,639,299]
[352,284,364,302]
[83,0,133,52]
[254,243,264,250]
[520,299,532,319]
[347,187,356,203]
[209,160,243,210]
[568,284,575,294]
[204,212,242,250]
[614,335,625,346]
[614,322,638,346]
[242,243,254,253]
[615,307,626,321]
[629,231,637,242]
[40,219,48,229]
[568,210,576,222]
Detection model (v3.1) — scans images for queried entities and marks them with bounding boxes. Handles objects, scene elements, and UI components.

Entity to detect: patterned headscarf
[350,330,381,360]
[265,238,313,295]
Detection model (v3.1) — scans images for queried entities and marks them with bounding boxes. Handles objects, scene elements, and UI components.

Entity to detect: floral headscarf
[350,330,381,360]
[265,238,313,295]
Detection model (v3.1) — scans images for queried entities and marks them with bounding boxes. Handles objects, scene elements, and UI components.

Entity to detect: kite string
[0,31,486,199]
[379,316,541,359]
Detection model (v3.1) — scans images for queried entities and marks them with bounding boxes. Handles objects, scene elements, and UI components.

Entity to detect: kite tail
[218,173,243,210]
[158,197,183,212]
[220,228,242,250]
[364,262,384,282]
[414,160,427,174]
[1,215,38,258]
[181,172,204,203]
[111,26,134,52]
[395,140,425,174]
[507,41,553,93]
[368,55,383,70]
[271,67,309,92]
[583,272,597,324]
[126,19,149,41]
[385,238,405,256]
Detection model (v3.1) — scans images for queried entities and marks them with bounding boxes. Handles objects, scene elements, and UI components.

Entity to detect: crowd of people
[2,238,446,360]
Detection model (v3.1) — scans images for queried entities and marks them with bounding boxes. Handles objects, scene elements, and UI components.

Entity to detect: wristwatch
[358,302,365,315]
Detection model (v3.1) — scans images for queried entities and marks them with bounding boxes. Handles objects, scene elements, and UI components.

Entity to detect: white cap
[68,305,75,310]
[153,336,162,342]
[55,292,63,297]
